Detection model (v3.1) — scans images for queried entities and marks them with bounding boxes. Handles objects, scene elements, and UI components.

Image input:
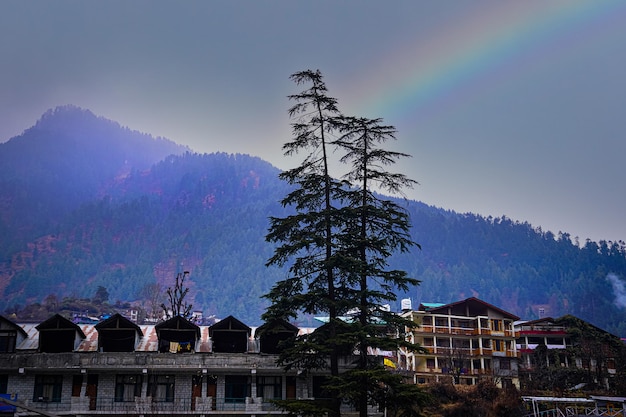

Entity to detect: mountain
[1,107,626,335]
[0,105,189,252]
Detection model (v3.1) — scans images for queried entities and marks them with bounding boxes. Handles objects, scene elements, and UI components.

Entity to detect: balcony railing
[420,346,519,359]
[0,351,283,371]
[23,396,289,414]
[421,367,493,375]
[418,326,517,338]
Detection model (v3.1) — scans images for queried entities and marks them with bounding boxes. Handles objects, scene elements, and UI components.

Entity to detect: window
[115,375,142,402]
[0,375,7,394]
[607,358,616,370]
[148,375,174,402]
[72,375,83,397]
[499,358,511,370]
[491,320,502,331]
[493,340,504,352]
[435,317,447,327]
[286,376,296,399]
[257,376,281,400]
[39,329,75,353]
[34,375,63,402]
[426,359,435,369]
[436,339,450,348]
[158,339,195,353]
[224,375,250,403]
[0,331,17,353]
[547,337,564,345]
[452,339,470,349]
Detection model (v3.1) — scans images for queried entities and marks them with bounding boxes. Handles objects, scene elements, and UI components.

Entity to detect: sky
[1,0,625,244]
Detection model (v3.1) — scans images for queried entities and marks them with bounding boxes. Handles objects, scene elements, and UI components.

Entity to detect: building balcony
[418,347,521,359]
[19,396,284,415]
[417,326,517,338]
[419,367,493,376]
[517,343,568,351]
[0,351,283,373]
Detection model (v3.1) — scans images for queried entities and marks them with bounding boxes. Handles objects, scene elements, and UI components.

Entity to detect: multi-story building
[515,316,624,392]
[516,317,572,369]
[399,297,520,388]
[0,313,347,417]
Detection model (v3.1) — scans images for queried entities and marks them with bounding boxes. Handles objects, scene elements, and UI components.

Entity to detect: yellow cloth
[384,358,396,368]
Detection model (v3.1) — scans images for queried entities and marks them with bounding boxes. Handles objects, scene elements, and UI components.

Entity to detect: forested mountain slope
[0,105,189,252]
[1,107,625,335]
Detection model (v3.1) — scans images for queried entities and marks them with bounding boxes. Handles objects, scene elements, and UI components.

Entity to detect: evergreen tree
[334,116,422,416]
[93,286,110,304]
[263,69,348,417]
[263,71,426,417]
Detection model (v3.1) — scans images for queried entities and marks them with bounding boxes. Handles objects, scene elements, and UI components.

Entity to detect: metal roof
[15,323,316,353]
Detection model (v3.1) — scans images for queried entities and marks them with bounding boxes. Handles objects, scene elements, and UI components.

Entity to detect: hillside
[1,107,625,334]
[0,105,189,252]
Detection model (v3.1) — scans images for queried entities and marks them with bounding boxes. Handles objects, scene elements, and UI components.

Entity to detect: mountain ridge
[2,106,625,335]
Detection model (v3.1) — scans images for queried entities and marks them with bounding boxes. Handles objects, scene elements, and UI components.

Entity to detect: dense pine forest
[1,106,625,335]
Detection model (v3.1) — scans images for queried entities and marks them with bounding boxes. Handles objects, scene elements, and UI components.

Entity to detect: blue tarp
[0,393,17,412]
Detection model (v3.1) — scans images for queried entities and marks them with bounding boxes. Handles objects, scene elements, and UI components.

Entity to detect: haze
[1,0,625,243]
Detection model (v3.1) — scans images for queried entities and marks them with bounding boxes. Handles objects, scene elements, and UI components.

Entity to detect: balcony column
[70,372,90,413]
[250,369,257,398]
[80,373,88,397]
[141,370,149,397]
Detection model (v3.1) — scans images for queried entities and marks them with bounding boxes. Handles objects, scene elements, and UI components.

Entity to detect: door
[86,374,98,410]
[191,375,203,411]
[206,376,217,410]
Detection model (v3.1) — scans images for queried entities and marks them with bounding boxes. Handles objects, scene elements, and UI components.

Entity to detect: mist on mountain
[1,106,625,335]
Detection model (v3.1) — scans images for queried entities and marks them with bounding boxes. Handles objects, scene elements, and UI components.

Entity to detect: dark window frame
[33,375,63,403]
[115,374,143,402]
[224,375,250,403]
[0,331,17,353]
[257,376,281,400]
[148,375,174,402]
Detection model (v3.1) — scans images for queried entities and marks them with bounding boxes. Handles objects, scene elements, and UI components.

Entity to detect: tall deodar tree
[264,69,350,417]
[334,116,422,417]
[263,70,426,417]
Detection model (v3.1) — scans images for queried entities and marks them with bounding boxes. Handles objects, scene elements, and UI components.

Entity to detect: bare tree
[140,283,163,321]
[439,342,472,384]
[161,271,193,320]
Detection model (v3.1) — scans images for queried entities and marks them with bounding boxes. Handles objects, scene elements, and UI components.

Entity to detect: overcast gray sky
[1,0,625,243]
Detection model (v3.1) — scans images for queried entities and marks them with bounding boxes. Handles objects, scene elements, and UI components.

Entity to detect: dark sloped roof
[95,313,143,336]
[254,319,298,338]
[518,317,557,326]
[35,314,86,338]
[0,315,28,338]
[425,297,520,320]
[155,315,200,338]
[209,315,251,336]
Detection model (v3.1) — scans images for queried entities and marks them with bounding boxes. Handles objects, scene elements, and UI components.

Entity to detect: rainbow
[351,1,625,123]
